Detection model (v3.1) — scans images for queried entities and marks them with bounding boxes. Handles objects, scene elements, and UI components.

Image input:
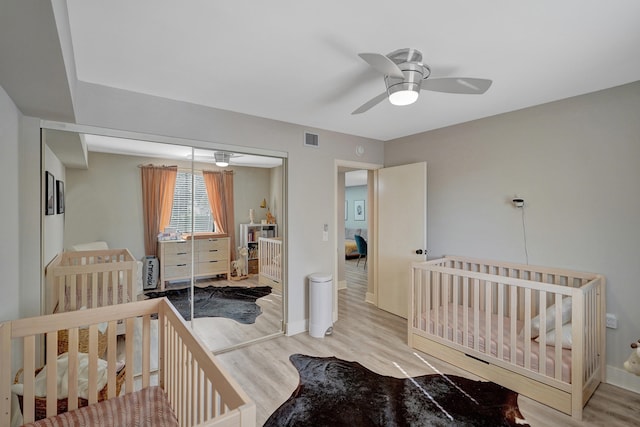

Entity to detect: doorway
[334,160,381,321]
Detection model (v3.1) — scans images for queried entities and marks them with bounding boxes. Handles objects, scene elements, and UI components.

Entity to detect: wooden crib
[1,298,255,426]
[258,237,282,292]
[409,256,605,420]
[45,249,138,315]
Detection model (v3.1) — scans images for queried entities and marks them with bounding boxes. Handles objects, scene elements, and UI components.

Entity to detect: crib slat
[485,281,491,356]
[473,279,480,352]
[67,329,79,411]
[86,324,99,404]
[433,273,440,337]
[22,335,36,424]
[538,291,547,375]
[45,330,58,417]
[497,283,504,360]
[142,314,151,388]
[106,320,118,398]
[443,273,449,339]
[510,285,517,364]
[452,275,459,344]
[463,277,469,347]
[554,293,563,380]
[524,288,532,370]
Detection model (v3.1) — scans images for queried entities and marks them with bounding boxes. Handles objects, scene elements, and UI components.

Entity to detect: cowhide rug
[145,285,271,323]
[264,354,530,427]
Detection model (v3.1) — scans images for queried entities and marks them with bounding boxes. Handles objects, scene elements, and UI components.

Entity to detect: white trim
[606,365,640,394]
[365,292,376,305]
[337,279,347,290]
[286,319,307,336]
[40,120,288,159]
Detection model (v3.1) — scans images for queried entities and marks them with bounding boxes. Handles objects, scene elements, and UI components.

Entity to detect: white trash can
[308,272,333,338]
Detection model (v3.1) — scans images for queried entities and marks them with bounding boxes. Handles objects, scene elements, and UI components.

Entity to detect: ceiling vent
[303,132,319,148]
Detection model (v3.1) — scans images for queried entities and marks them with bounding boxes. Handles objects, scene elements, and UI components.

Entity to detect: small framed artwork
[345,201,348,220]
[45,171,55,215]
[354,200,365,221]
[56,180,65,214]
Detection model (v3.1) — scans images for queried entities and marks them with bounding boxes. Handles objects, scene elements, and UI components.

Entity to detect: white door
[377,162,427,318]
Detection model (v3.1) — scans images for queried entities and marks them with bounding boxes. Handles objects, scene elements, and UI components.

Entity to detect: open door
[376,162,427,319]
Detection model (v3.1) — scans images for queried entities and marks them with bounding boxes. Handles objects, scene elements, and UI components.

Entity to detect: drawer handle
[177,252,188,255]
[208,249,218,253]
[208,261,218,263]
[177,264,187,267]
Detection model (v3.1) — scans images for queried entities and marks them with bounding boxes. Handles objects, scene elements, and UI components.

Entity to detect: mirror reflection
[42,129,285,353]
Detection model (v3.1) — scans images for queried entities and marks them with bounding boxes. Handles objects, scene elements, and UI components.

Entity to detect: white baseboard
[337,279,347,290]
[286,319,307,336]
[606,365,640,394]
[365,292,376,305]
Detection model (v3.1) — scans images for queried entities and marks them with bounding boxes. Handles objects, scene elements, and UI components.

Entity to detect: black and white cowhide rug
[145,285,271,323]
[264,354,529,427]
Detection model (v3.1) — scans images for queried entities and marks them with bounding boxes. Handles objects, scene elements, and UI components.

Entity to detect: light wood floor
[216,259,640,426]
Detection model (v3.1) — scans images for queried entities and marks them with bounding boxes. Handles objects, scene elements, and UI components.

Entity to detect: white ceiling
[63,0,640,142]
[84,134,283,168]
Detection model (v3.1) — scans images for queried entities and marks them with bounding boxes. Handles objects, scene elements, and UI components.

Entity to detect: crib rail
[45,249,137,315]
[0,299,255,426]
[410,256,605,418]
[258,237,282,291]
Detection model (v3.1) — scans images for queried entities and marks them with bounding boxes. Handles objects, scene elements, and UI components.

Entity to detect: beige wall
[0,85,20,323]
[384,81,640,391]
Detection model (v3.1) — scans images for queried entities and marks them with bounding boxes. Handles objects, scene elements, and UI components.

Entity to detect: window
[168,171,214,233]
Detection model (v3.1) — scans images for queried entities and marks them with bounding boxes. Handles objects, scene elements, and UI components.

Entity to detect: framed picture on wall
[354,200,365,221]
[56,180,65,214]
[45,171,55,215]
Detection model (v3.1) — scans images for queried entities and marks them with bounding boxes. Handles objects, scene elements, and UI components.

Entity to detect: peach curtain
[203,170,236,260]
[141,165,177,256]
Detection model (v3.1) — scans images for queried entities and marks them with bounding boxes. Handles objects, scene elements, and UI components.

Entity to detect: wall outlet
[606,313,618,329]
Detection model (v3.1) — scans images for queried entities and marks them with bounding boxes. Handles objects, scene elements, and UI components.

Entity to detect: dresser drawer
[164,264,192,279]
[198,249,227,262]
[197,260,227,275]
[163,252,192,265]
[160,241,192,255]
[197,238,228,252]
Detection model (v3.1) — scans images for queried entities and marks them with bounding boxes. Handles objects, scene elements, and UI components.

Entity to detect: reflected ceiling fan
[352,48,492,114]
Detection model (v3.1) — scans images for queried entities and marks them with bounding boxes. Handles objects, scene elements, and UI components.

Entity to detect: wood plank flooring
[216,259,640,426]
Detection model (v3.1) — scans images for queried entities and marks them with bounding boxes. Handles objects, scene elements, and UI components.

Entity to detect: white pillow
[535,323,573,349]
[528,297,572,338]
[70,241,110,251]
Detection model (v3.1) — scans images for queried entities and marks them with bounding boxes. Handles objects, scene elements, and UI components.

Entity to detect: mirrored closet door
[41,125,286,353]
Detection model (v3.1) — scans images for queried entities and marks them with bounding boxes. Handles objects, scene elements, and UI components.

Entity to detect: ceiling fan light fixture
[214,151,231,167]
[389,88,419,106]
[387,82,420,106]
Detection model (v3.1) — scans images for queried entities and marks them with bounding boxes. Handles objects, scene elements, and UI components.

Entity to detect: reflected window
[169,171,214,232]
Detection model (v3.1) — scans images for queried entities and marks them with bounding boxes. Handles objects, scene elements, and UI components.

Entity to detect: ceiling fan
[352,48,492,114]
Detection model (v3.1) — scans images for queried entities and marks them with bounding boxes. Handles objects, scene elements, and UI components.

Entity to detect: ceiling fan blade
[422,78,492,94]
[358,53,404,78]
[352,92,388,115]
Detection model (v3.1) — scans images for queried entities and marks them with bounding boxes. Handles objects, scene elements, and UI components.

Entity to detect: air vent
[304,132,319,148]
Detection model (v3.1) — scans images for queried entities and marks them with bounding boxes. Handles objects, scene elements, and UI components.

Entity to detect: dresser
[157,236,230,290]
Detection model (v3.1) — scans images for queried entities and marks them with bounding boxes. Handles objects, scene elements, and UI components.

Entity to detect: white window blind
[168,171,214,233]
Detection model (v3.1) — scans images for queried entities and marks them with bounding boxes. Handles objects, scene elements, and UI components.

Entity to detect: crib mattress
[422,304,572,383]
[21,386,179,427]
